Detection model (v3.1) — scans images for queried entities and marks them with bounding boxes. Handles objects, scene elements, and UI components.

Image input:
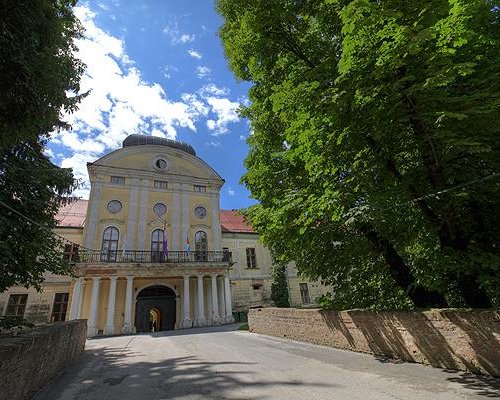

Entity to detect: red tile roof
[220,210,255,234]
[56,199,88,227]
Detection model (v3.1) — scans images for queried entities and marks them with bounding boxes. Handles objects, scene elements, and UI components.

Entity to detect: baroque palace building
[0,135,327,336]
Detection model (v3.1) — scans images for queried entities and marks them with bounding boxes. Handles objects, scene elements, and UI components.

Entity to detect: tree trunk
[360,224,448,308]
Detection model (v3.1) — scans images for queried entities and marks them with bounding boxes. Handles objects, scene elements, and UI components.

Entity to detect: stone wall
[0,320,87,400]
[248,308,500,377]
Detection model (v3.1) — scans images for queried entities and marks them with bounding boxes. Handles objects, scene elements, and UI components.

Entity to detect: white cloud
[196,65,211,79]
[239,135,246,141]
[163,65,178,79]
[188,49,202,59]
[43,148,54,158]
[162,22,195,44]
[205,97,240,135]
[206,141,221,148]
[227,187,236,196]
[198,83,229,97]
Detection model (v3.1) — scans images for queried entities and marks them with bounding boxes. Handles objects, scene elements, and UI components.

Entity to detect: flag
[186,236,190,256]
[163,220,168,258]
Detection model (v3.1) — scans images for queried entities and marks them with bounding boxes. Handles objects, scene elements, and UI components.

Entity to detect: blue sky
[47,0,255,210]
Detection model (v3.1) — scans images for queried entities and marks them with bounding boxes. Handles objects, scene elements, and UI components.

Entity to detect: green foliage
[218,0,500,309]
[0,0,86,149]
[0,142,79,292]
[270,262,290,307]
[0,316,34,331]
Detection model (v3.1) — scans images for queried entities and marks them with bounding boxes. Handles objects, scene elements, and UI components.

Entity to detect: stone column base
[211,316,221,325]
[104,326,115,336]
[121,324,133,335]
[180,319,193,329]
[87,327,98,337]
[194,318,207,327]
[224,315,235,324]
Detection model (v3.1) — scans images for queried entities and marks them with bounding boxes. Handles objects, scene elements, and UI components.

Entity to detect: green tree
[0,1,84,291]
[271,262,290,307]
[218,0,499,308]
[0,0,85,149]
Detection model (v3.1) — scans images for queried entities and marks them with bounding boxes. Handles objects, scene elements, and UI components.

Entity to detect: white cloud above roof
[188,49,203,59]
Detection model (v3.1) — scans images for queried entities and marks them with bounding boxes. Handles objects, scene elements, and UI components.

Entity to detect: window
[107,200,122,213]
[194,185,206,192]
[155,158,168,170]
[154,180,168,189]
[153,203,167,217]
[101,227,119,262]
[110,176,125,184]
[195,231,208,261]
[151,229,164,262]
[51,293,69,322]
[5,294,28,317]
[246,248,257,269]
[194,206,207,219]
[63,244,80,262]
[299,283,311,304]
[222,247,230,262]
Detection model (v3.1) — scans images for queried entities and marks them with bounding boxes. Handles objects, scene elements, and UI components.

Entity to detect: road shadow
[320,310,500,397]
[34,337,336,400]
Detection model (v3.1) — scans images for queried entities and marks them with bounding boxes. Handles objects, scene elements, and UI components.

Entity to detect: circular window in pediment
[153,157,169,171]
[153,203,167,217]
[194,206,207,219]
[107,200,122,213]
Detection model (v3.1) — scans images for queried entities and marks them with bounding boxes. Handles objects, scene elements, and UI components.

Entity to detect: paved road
[35,324,500,400]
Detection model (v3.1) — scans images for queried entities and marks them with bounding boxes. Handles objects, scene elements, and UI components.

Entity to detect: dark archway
[135,285,176,332]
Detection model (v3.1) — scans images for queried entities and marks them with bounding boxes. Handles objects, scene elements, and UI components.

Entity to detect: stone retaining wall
[248,308,500,377]
[0,320,87,400]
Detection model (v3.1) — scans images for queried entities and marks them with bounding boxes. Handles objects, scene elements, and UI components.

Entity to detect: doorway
[135,285,176,333]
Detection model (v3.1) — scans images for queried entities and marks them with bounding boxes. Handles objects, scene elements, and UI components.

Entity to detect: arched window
[101,227,119,262]
[195,231,208,261]
[151,229,164,262]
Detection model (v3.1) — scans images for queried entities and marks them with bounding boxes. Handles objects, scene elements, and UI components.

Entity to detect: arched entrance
[135,285,176,332]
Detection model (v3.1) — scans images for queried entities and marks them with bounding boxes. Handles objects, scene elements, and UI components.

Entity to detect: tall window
[51,293,69,322]
[299,283,311,304]
[5,294,28,317]
[110,176,125,184]
[63,244,79,262]
[151,229,164,262]
[246,248,257,269]
[101,227,119,262]
[195,231,208,261]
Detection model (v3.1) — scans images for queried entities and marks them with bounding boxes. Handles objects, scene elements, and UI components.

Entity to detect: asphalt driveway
[34,324,500,399]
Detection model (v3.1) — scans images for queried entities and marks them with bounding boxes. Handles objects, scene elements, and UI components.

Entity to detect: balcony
[66,250,232,264]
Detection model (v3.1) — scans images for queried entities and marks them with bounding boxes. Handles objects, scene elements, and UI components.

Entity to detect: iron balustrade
[67,249,232,264]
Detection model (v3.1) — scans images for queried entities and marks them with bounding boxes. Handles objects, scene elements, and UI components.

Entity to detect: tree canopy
[217,0,500,309]
[0,0,84,291]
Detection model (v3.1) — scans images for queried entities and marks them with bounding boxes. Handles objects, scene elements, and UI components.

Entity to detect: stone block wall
[0,320,87,400]
[248,308,500,377]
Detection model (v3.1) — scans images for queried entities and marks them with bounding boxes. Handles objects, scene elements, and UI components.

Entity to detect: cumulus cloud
[206,141,221,148]
[196,65,211,79]
[198,84,229,97]
[162,22,195,44]
[205,97,240,135]
[227,187,236,196]
[188,49,202,59]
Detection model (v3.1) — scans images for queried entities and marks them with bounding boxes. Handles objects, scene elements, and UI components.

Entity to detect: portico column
[196,275,206,327]
[77,279,86,319]
[122,275,134,334]
[210,274,220,324]
[104,276,118,335]
[217,277,225,321]
[87,277,101,337]
[181,275,192,328]
[224,275,235,323]
[69,277,83,320]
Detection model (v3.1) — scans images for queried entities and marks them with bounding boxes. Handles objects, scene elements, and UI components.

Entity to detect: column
[196,275,206,327]
[210,274,220,324]
[104,276,118,335]
[87,277,101,337]
[68,277,83,320]
[217,276,225,321]
[224,275,235,323]
[77,279,86,319]
[122,275,134,334]
[181,275,192,328]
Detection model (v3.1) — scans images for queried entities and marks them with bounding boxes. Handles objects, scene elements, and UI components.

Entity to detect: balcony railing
[67,249,232,264]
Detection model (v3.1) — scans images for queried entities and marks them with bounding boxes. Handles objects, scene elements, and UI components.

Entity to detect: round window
[194,206,207,219]
[155,158,168,170]
[107,200,122,213]
[153,203,167,217]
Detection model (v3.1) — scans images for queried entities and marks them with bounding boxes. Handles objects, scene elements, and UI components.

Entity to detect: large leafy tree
[217,0,499,308]
[0,1,84,291]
